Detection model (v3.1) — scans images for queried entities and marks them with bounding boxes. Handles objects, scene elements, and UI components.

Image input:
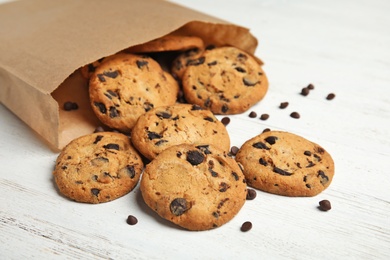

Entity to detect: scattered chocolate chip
[221,117,230,126]
[260,114,269,120]
[318,200,332,211]
[103,143,120,150]
[186,150,205,165]
[136,60,148,69]
[252,142,269,150]
[307,83,315,90]
[326,93,336,100]
[93,135,103,144]
[91,188,100,196]
[273,167,292,176]
[248,111,257,118]
[103,70,119,79]
[279,102,289,109]
[63,101,78,111]
[230,146,239,156]
[262,128,271,133]
[264,136,277,145]
[304,150,312,156]
[301,87,310,96]
[290,112,300,119]
[241,221,252,232]
[246,189,257,200]
[170,198,188,216]
[126,215,138,225]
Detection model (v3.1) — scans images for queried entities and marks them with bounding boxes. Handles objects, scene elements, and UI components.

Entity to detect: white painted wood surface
[1,0,390,259]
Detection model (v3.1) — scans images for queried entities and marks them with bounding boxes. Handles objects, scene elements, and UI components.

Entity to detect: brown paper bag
[0,0,258,150]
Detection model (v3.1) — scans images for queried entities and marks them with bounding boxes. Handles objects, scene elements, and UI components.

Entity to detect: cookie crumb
[260,114,269,120]
[221,117,231,126]
[248,111,257,118]
[279,102,289,109]
[63,101,78,111]
[246,189,257,200]
[126,215,138,225]
[290,112,300,119]
[318,200,332,211]
[241,221,252,232]
[326,93,336,100]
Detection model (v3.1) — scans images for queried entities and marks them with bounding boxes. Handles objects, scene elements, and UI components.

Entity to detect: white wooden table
[1,0,389,259]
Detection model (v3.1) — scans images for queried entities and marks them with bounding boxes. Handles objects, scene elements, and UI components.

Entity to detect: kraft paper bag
[0,0,258,150]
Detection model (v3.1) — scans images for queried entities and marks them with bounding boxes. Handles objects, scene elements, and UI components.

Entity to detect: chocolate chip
[136,60,148,69]
[195,145,212,154]
[235,67,246,73]
[230,146,239,156]
[109,106,119,118]
[155,140,168,146]
[279,102,289,109]
[264,136,277,145]
[126,215,138,225]
[191,104,203,111]
[143,102,154,112]
[204,98,211,108]
[326,93,336,100]
[241,221,252,232]
[63,101,78,111]
[186,150,205,165]
[97,74,106,82]
[317,170,329,185]
[103,143,120,150]
[221,104,229,113]
[156,111,171,119]
[93,135,103,144]
[252,142,269,150]
[187,56,205,66]
[318,200,332,211]
[243,77,258,87]
[290,112,300,119]
[259,157,268,166]
[260,114,269,120]
[204,116,214,122]
[103,70,119,79]
[125,165,136,178]
[207,61,218,66]
[300,87,310,96]
[273,167,292,176]
[147,131,162,140]
[307,83,315,90]
[219,182,230,192]
[248,111,257,118]
[262,128,271,133]
[231,171,239,181]
[91,188,100,196]
[221,117,230,126]
[246,189,257,200]
[94,102,107,114]
[170,198,188,216]
[304,150,312,156]
[209,168,218,177]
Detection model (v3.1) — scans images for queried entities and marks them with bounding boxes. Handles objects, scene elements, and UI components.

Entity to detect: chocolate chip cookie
[89,53,179,132]
[235,131,334,197]
[53,132,144,203]
[181,46,268,114]
[140,144,247,231]
[131,103,230,160]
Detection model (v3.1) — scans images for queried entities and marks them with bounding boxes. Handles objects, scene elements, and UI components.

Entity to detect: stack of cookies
[53,34,334,231]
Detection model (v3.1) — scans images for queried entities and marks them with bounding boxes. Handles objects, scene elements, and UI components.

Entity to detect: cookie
[53,132,144,203]
[89,53,179,132]
[181,46,268,114]
[235,131,334,197]
[131,103,230,160]
[126,35,204,53]
[140,144,247,231]
[171,48,203,80]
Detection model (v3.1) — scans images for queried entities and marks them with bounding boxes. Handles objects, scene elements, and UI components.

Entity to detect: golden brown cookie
[131,104,230,160]
[181,46,268,114]
[126,35,204,53]
[235,131,335,197]
[140,144,247,231]
[89,53,179,132]
[53,132,144,203]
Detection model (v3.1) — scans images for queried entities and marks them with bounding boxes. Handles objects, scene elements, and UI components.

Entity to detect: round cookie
[89,53,179,132]
[181,46,268,114]
[140,144,247,231]
[53,132,144,203]
[125,35,204,53]
[171,48,203,80]
[235,131,335,197]
[131,104,230,160]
